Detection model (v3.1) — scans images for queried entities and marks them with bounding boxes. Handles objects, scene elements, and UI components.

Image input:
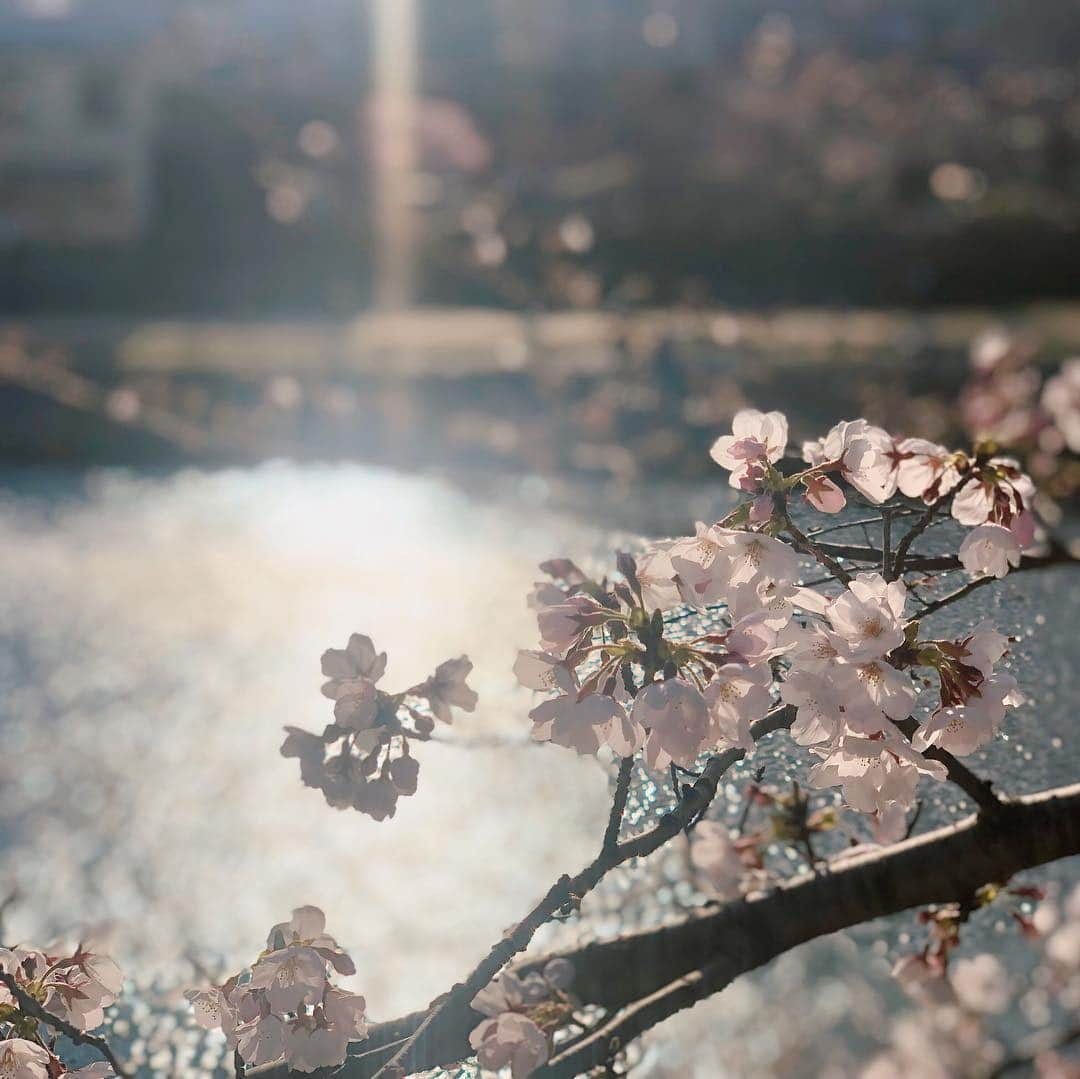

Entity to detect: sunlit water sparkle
[0,463,1076,1077]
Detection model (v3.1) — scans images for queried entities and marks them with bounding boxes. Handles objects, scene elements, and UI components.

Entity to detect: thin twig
[881,509,892,578]
[603,757,635,853]
[890,495,949,580]
[0,970,130,1078]
[915,576,994,617]
[783,518,853,586]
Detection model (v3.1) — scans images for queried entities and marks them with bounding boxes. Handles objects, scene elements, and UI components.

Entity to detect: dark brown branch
[602,757,635,853]
[915,575,994,617]
[534,782,1080,1077]
[783,519,853,586]
[0,970,130,1078]
[889,497,944,581]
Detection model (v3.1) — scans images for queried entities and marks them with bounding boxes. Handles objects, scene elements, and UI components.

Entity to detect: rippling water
[0,463,1076,1076]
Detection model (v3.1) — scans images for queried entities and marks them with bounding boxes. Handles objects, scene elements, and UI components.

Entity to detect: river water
[0,462,1076,1076]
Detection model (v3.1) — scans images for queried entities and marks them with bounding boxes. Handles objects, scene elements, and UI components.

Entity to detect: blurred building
[0,2,179,245]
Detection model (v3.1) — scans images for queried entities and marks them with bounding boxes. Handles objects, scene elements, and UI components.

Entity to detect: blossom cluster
[960,329,1080,501]
[281,633,477,820]
[517,409,1032,822]
[0,941,122,1078]
[186,906,367,1074]
[468,960,575,1079]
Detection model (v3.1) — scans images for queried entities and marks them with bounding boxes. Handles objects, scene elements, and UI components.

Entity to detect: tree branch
[253,781,1080,1079]
[0,970,130,1078]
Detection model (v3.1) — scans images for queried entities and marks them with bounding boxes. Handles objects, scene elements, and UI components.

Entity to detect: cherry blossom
[530,691,642,756]
[284,636,477,818]
[703,664,773,752]
[717,528,800,591]
[826,573,907,662]
[913,674,1023,756]
[513,650,574,694]
[0,1039,50,1079]
[320,633,387,698]
[803,419,897,504]
[535,594,607,656]
[893,438,962,502]
[410,655,479,724]
[691,822,755,900]
[187,908,367,1075]
[469,1012,549,1078]
[808,734,947,814]
[710,408,789,489]
[951,457,1035,528]
[633,678,713,768]
[959,524,1022,579]
[0,944,123,1034]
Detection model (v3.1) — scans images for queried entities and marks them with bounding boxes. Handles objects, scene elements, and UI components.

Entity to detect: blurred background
[0,0,1079,476]
[1,2,1080,1076]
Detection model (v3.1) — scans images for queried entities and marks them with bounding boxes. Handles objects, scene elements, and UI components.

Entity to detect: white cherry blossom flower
[331,677,380,731]
[39,946,123,1032]
[827,573,907,662]
[265,906,356,975]
[530,692,641,756]
[803,419,896,504]
[709,408,788,488]
[950,458,1034,528]
[535,595,607,656]
[852,659,916,721]
[237,1013,288,1069]
[717,529,800,591]
[691,821,751,900]
[894,438,961,501]
[410,656,478,723]
[513,651,574,694]
[959,524,1022,579]
[320,634,387,699]
[0,1039,50,1079]
[669,523,734,607]
[635,542,682,612]
[781,669,881,747]
[248,946,327,1014]
[469,1012,549,1078]
[913,674,1022,756]
[704,664,773,752]
[184,984,238,1037]
[808,733,946,814]
[634,678,712,768]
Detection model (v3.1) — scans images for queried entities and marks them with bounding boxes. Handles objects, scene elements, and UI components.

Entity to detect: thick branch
[534,781,1080,1076]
